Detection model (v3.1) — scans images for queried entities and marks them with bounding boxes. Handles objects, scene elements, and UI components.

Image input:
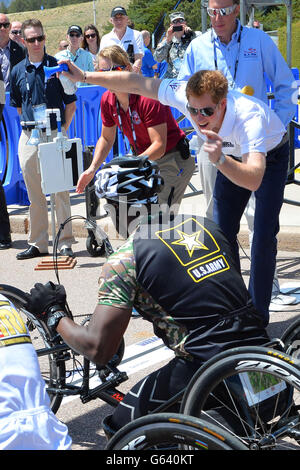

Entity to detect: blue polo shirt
[141,46,157,77]
[10,53,77,129]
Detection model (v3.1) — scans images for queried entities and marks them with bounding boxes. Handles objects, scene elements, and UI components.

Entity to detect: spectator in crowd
[253,20,261,29]
[141,30,157,78]
[178,0,297,310]
[0,13,25,250]
[9,20,24,46]
[100,6,144,74]
[10,18,77,260]
[58,39,68,51]
[154,11,198,79]
[75,46,195,229]
[82,24,101,70]
[55,24,94,87]
[0,292,72,450]
[60,62,291,327]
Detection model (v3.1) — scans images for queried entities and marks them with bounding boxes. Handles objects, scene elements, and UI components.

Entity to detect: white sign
[38,137,83,194]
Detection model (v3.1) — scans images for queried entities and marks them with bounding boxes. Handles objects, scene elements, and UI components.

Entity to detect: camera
[173,25,183,32]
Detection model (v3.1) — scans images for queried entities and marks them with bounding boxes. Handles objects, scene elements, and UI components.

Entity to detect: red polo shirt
[100,91,185,154]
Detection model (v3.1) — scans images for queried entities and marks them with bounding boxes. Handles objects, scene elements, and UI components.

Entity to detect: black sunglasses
[85,33,96,39]
[99,65,126,72]
[172,19,184,24]
[186,103,218,117]
[69,32,81,38]
[0,22,10,29]
[11,29,22,35]
[25,35,45,43]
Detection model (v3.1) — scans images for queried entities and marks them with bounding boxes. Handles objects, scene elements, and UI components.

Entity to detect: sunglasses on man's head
[69,32,81,38]
[11,29,22,35]
[207,5,237,17]
[186,103,218,117]
[99,65,126,72]
[0,22,10,29]
[85,33,96,39]
[172,19,184,24]
[24,35,45,43]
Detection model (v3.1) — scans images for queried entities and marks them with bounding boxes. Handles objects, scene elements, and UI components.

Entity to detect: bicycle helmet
[95,155,164,205]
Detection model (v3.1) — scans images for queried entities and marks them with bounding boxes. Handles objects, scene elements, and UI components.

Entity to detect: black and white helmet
[95,155,164,205]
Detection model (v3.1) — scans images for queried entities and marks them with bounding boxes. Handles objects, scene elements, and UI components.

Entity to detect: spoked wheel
[86,231,106,257]
[0,284,66,413]
[181,346,300,450]
[105,412,248,450]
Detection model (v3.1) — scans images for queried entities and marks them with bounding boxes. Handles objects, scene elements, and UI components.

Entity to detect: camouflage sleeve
[97,236,138,309]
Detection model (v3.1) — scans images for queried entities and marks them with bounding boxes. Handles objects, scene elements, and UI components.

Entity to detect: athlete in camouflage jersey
[98,234,190,359]
[25,157,269,439]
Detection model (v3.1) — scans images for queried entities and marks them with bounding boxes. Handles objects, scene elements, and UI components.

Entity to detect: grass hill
[7,0,130,56]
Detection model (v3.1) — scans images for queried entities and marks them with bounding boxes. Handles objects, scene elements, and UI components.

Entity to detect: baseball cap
[67,25,83,35]
[169,11,185,22]
[111,6,127,17]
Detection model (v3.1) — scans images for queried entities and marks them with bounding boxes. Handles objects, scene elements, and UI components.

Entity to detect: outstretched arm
[59,59,161,101]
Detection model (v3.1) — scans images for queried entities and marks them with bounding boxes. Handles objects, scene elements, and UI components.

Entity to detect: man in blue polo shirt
[10,18,77,260]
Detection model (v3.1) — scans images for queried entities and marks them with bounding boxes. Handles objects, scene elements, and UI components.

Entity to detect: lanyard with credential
[212,25,243,88]
[25,58,49,104]
[116,98,138,156]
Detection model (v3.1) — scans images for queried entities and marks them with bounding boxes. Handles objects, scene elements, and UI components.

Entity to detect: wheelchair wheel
[105,412,248,450]
[0,284,66,414]
[181,346,300,450]
[281,316,300,359]
[86,231,106,257]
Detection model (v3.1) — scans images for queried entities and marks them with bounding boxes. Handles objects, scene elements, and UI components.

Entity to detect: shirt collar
[0,40,10,52]
[212,19,241,45]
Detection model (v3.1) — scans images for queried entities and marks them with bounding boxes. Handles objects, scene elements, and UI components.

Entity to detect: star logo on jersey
[155,216,220,267]
[171,230,209,257]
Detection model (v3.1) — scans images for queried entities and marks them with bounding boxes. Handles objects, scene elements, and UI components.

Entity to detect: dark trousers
[213,141,289,327]
[0,180,11,241]
[0,103,11,242]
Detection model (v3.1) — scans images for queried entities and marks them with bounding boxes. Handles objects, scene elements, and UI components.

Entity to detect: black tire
[86,232,106,257]
[105,412,248,450]
[0,284,66,414]
[181,346,300,450]
[281,316,300,359]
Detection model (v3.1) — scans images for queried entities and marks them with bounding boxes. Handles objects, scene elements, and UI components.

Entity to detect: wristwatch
[213,154,226,168]
[47,310,67,331]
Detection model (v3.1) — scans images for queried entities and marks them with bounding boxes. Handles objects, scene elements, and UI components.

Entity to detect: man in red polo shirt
[76,45,195,214]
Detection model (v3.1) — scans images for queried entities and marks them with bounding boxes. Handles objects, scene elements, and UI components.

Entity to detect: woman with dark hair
[82,24,100,69]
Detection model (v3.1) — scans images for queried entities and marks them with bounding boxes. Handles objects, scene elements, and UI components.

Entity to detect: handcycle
[1,282,300,450]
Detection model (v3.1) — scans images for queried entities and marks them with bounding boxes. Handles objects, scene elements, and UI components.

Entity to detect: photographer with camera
[154,12,199,79]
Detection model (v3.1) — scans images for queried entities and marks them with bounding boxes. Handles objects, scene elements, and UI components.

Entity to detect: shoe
[269,293,297,312]
[60,247,75,258]
[16,246,48,260]
[0,239,12,250]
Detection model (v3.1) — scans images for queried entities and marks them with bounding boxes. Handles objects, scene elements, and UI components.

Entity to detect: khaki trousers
[157,149,195,212]
[18,129,74,252]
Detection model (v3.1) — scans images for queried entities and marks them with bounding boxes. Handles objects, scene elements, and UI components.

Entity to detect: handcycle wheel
[105,412,248,450]
[86,231,106,257]
[281,316,300,359]
[0,284,66,414]
[181,346,300,450]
